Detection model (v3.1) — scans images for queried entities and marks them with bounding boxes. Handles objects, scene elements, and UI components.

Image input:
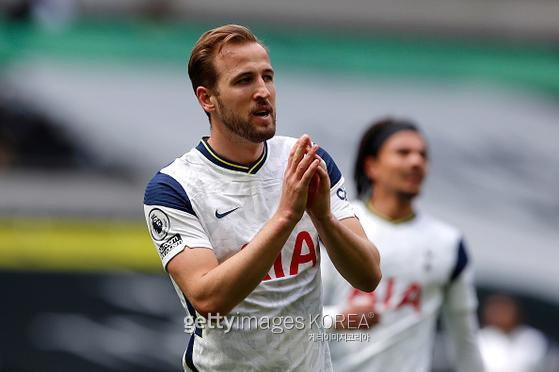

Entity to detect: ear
[196,86,216,114]
[363,156,378,182]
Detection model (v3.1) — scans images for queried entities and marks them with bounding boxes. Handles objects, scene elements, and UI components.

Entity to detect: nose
[409,152,426,168]
[254,77,271,100]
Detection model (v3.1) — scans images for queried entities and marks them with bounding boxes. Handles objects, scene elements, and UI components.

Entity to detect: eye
[237,77,252,84]
[263,74,274,82]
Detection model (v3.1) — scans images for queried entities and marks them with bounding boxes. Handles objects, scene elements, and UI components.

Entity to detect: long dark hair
[353,118,419,198]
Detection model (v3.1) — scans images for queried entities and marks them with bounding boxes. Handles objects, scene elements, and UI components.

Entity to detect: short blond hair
[188,24,266,93]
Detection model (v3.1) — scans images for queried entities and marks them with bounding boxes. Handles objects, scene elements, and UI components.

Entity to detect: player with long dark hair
[322,118,485,372]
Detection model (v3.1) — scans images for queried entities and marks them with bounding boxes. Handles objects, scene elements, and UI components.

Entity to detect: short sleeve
[317,147,355,221]
[144,172,213,270]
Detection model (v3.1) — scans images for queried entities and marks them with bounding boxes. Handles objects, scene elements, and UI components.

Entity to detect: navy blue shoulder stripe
[144,172,195,216]
[317,147,342,187]
[450,238,469,282]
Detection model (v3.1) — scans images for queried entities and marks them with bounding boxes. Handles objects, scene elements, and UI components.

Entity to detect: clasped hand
[277,134,331,225]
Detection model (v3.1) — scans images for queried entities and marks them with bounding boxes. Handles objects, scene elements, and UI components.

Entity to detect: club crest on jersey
[149,208,170,241]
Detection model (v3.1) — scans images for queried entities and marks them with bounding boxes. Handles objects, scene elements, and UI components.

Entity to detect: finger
[287,143,305,175]
[300,134,312,148]
[295,144,319,179]
[295,144,318,173]
[308,171,320,193]
[286,140,299,170]
[300,158,320,187]
[315,161,331,190]
[292,135,312,166]
[287,136,306,170]
[317,155,327,171]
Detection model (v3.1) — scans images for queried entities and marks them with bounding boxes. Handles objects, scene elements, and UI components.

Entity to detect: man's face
[366,131,428,199]
[210,42,276,143]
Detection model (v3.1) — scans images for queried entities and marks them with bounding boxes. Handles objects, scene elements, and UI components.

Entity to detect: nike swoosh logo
[215,207,240,219]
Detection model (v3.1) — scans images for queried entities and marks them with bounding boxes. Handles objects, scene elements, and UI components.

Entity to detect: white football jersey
[144,136,354,372]
[322,200,479,372]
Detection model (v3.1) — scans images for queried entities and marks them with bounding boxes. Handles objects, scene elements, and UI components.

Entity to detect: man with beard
[143,25,381,372]
[321,118,485,372]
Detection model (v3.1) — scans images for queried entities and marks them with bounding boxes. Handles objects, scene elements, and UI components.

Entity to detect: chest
[374,226,454,284]
[347,228,456,313]
[189,176,318,276]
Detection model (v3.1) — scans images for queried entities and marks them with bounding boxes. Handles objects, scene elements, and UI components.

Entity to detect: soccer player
[478,294,552,372]
[143,25,381,371]
[322,118,485,372]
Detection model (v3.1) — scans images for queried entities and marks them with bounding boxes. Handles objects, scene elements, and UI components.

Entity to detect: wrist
[310,211,335,227]
[273,210,301,230]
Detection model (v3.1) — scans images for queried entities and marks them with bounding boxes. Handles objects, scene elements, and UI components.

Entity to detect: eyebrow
[231,68,274,82]
[233,71,254,80]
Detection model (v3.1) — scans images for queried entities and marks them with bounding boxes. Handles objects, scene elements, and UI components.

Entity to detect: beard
[395,189,421,201]
[216,97,276,143]
[370,187,419,202]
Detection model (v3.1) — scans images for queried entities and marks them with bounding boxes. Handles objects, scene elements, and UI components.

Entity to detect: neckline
[196,137,268,174]
[366,199,416,224]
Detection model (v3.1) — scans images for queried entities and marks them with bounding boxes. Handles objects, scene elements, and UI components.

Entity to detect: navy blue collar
[196,137,268,174]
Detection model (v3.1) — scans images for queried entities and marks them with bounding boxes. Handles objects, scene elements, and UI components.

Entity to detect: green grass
[0,218,163,273]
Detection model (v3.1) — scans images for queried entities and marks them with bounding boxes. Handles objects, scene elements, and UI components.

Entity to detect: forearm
[442,256,484,371]
[443,309,485,372]
[189,213,296,316]
[313,214,381,292]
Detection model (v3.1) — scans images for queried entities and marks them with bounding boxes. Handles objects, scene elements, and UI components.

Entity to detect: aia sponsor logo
[348,277,422,313]
[242,231,318,281]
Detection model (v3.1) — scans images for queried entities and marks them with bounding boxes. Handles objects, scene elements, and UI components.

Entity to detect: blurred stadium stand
[3,0,558,40]
[0,94,95,170]
[1,1,558,371]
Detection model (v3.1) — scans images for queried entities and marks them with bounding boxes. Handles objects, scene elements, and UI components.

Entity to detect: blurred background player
[322,118,485,372]
[478,294,558,372]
